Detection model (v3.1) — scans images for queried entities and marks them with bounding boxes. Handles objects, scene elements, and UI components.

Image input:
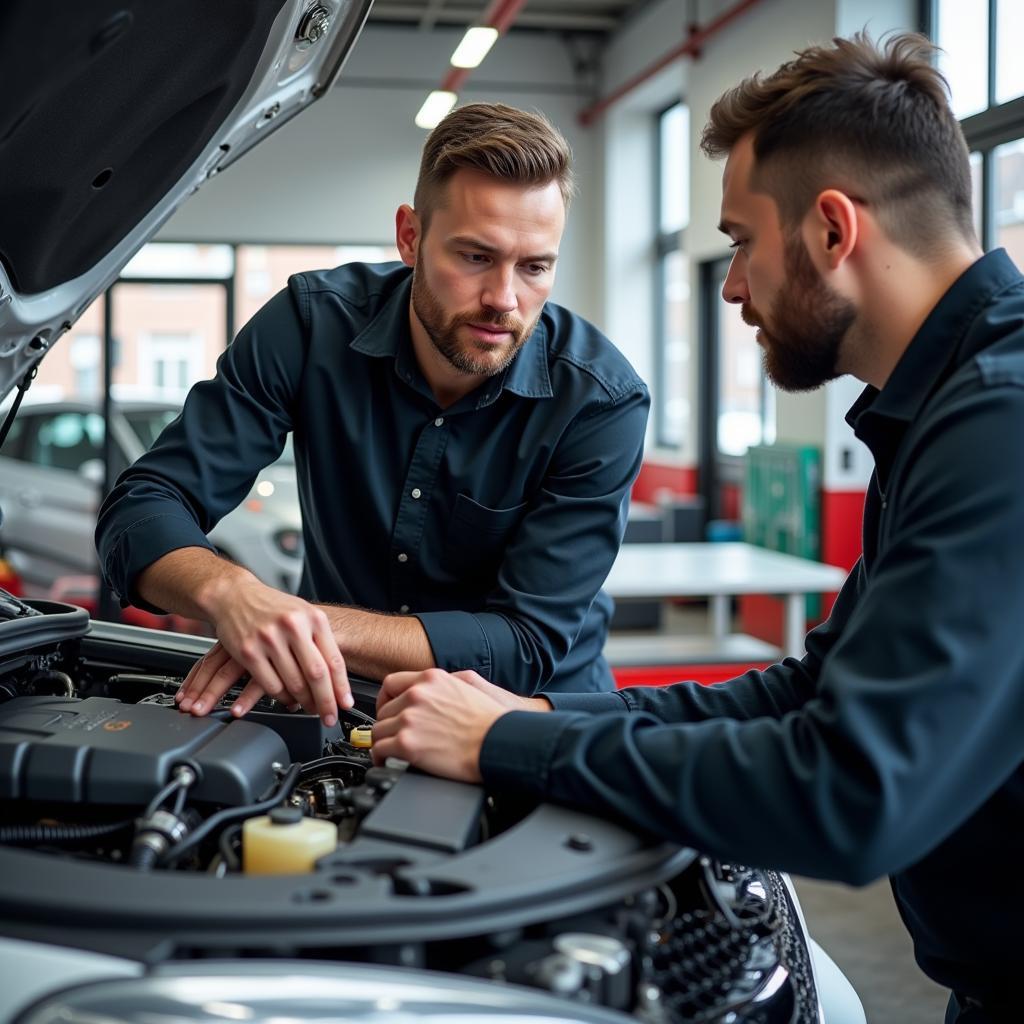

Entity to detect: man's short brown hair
[413,102,575,227]
[701,32,975,256]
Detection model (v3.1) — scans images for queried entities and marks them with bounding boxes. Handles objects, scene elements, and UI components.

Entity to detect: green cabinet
[743,444,822,616]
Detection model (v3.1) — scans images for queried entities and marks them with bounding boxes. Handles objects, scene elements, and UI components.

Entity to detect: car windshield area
[122,408,180,450]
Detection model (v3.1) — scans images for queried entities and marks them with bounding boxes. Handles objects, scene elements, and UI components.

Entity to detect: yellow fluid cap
[349,725,373,748]
[242,807,337,876]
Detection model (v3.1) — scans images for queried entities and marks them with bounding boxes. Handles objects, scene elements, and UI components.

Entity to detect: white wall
[602,0,688,95]
[835,0,916,38]
[158,25,602,321]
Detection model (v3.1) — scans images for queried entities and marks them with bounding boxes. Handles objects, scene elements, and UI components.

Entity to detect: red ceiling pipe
[577,0,764,126]
[440,0,530,93]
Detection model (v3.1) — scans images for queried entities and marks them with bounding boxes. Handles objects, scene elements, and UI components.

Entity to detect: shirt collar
[846,248,1023,432]
[348,269,554,404]
[502,316,553,399]
[349,272,412,360]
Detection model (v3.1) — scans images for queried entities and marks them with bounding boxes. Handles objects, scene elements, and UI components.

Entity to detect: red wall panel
[632,461,698,503]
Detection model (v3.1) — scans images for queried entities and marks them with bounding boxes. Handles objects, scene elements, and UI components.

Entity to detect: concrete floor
[793,876,950,1023]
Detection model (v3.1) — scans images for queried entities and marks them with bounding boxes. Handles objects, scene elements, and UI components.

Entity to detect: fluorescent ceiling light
[415,90,458,129]
[450,26,499,68]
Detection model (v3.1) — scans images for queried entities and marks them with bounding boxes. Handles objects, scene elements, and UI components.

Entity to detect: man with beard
[373,35,1024,1022]
[96,103,649,722]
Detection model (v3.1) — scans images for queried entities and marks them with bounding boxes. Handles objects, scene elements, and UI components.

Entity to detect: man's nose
[482,267,518,314]
[722,252,750,305]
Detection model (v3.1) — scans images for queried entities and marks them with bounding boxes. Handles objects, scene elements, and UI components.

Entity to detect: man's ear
[395,204,421,267]
[806,189,859,270]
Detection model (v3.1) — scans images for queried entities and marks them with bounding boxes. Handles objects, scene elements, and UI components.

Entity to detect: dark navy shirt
[96,262,649,695]
[482,250,1024,1003]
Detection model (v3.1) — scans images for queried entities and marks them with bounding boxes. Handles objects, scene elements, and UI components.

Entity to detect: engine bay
[0,597,818,1023]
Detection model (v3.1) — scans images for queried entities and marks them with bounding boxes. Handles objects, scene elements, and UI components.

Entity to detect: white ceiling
[366,0,657,36]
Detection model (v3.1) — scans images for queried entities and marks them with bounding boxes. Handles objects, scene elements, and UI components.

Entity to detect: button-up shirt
[482,250,1024,1001]
[96,262,649,694]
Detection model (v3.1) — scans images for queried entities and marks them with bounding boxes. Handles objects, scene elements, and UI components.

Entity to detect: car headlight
[14,961,630,1023]
[273,528,303,558]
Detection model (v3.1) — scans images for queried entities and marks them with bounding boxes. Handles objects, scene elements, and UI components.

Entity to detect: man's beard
[411,265,536,378]
[743,233,857,392]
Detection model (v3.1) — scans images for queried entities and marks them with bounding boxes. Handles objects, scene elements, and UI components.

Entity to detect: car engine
[0,597,819,1024]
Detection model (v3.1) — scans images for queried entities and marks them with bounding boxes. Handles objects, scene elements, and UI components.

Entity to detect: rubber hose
[128,841,160,870]
[0,820,132,844]
[158,763,301,868]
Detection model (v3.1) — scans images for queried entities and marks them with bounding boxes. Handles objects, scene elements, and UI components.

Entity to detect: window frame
[653,100,687,450]
[925,0,1024,250]
[698,256,777,519]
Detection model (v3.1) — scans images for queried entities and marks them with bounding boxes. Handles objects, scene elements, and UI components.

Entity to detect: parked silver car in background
[0,400,302,598]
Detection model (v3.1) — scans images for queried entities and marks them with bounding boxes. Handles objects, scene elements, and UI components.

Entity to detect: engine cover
[0,696,288,806]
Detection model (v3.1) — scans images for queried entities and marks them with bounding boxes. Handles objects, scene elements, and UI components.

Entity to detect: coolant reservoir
[242,804,337,875]
[349,725,373,748]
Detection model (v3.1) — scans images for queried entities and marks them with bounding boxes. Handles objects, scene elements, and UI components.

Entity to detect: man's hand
[372,669,517,782]
[176,578,352,724]
[374,667,552,717]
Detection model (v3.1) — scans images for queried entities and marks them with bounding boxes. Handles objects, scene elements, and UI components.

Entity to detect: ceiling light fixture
[450,26,499,68]
[413,0,528,127]
[415,90,458,130]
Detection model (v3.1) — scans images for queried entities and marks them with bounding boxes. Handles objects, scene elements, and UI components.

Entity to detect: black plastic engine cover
[0,695,288,806]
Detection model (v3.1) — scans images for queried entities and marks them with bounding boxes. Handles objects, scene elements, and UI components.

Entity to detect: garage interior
[2,1,1021,1021]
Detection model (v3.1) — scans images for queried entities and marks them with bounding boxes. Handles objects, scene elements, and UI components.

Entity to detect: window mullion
[982,148,995,252]
[988,0,998,108]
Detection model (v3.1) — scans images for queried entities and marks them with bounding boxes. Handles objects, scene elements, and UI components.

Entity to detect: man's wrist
[526,696,553,712]
[195,562,255,619]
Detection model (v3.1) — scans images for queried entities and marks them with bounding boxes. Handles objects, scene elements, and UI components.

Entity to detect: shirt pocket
[443,493,529,585]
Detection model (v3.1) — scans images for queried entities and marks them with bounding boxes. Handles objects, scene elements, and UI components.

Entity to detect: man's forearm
[142,554,434,679]
[137,546,256,622]
[320,605,435,680]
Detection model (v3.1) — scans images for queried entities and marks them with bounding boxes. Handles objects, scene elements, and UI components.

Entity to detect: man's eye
[461,252,489,264]
[729,239,748,252]
[524,263,549,276]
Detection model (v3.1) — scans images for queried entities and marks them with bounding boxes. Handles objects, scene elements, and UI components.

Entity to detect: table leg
[709,594,729,642]
[784,593,805,659]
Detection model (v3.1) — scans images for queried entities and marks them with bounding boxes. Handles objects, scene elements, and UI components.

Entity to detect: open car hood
[0,0,372,402]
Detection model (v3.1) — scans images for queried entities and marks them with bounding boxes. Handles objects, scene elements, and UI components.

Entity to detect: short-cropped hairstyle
[414,102,575,227]
[701,32,975,257]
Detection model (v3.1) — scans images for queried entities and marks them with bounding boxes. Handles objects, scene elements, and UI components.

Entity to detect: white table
[604,542,848,660]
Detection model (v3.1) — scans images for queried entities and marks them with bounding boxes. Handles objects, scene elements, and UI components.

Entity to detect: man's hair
[413,102,575,227]
[701,32,975,255]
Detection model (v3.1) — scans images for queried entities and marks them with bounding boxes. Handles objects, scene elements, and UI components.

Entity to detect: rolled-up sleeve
[96,287,304,612]
[417,386,649,694]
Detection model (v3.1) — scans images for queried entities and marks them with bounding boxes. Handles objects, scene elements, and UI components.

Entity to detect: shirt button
[399,604,410,614]
[397,552,408,563]
[411,487,422,499]
[434,417,444,427]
